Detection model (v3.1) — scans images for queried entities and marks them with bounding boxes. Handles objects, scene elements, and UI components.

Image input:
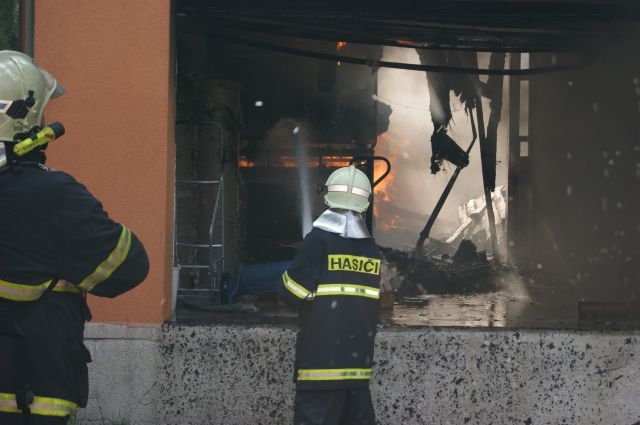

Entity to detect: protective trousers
[0,414,69,425]
[0,293,90,425]
[293,388,376,425]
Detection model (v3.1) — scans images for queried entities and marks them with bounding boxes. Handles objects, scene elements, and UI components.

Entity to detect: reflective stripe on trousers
[0,393,77,417]
[297,368,372,381]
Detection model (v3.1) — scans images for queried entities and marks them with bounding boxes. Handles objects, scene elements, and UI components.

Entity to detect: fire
[373,133,394,202]
[373,132,397,229]
[336,42,348,66]
[239,158,257,168]
[275,157,298,168]
[321,156,351,168]
[372,131,414,232]
[239,155,352,168]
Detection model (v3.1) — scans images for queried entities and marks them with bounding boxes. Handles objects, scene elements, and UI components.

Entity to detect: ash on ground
[380,239,499,299]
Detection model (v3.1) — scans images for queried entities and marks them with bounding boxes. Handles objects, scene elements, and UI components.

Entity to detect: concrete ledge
[84,322,160,340]
[77,323,640,425]
[79,324,161,425]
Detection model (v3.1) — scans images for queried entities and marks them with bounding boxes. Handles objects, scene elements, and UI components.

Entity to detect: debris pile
[452,239,488,264]
[447,186,507,250]
[380,239,496,298]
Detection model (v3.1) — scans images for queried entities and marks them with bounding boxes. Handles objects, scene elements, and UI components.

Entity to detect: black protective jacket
[0,162,149,422]
[278,227,381,390]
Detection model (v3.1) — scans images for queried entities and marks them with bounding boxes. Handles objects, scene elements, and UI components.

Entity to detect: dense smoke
[373,47,509,249]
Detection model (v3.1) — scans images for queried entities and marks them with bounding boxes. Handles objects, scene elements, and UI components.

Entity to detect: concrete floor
[176,270,639,330]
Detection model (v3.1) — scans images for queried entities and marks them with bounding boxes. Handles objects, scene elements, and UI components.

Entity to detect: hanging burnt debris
[417,50,478,174]
[414,50,505,260]
[429,130,470,174]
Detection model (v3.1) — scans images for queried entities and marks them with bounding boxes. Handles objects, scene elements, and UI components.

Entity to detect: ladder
[174,120,225,305]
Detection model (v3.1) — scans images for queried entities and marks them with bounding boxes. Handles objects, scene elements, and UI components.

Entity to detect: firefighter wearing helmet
[279,165,381,425]
[0,50,149,424]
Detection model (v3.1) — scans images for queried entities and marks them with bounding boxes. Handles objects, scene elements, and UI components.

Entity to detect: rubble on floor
[453,239,488,264]
[380,239,497,299]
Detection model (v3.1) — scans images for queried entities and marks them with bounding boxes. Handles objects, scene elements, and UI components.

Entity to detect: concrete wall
[82,324,161,425]
[34,0,175,323]
[80,323,640,425]
[525,25,640,300]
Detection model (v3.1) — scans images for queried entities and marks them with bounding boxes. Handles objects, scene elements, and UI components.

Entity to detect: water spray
[293,126,313,238]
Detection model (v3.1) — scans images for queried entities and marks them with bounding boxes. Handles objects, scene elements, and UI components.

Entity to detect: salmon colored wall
[34,0,175,323]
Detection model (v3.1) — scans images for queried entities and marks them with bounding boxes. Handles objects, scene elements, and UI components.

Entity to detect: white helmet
[324,165,372,213]
[0,50,64,142]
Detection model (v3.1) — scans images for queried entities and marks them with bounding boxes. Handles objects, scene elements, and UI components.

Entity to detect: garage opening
[172,1,640,329]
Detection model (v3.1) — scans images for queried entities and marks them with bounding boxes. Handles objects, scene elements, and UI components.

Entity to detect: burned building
[23,0,640,423]
[171,0,640,328]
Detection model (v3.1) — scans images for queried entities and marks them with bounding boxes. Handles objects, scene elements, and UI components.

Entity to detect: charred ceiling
[176,0,640,52]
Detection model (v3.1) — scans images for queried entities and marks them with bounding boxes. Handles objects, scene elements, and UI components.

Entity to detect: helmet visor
[51,82,65,99]
[40,68,65,99]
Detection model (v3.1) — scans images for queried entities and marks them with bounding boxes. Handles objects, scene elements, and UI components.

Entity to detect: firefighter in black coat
[279,165,381,425]
[0,51,149,424]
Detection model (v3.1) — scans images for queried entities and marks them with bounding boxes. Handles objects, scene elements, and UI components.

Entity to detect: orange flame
[373,133,396,229]
[372,131,413,231]
[239,158,257,168]
[239,155,353,168]
[374,133,394,203]
[337,41,348,50]
[321,156,351,168]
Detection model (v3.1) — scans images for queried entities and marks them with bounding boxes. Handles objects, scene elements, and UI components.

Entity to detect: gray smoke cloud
[373,47,509,249]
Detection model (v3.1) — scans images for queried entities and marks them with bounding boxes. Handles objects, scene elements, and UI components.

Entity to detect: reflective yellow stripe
[315,284,380,300]
[0,279,52,302]
[52,280,81,294]
[0,393,77,417]
[297,368,372,381]
[281,271,313,300]
[79,226,132,292]
[326,185,370,199]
